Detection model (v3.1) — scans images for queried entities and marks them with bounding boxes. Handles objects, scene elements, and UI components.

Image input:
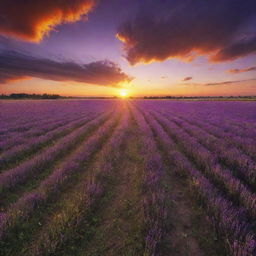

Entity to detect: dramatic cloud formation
[117,0,256,65]
[0,51,132,87]
[228,66,256,74]
[211,36,256,62]
[183,77,192,81]
[0,0,97,42]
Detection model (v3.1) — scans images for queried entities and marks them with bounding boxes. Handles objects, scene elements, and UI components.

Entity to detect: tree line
[0,93,62,99]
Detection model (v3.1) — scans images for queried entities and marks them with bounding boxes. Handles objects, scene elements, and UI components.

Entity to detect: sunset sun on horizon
[119,89,129,98]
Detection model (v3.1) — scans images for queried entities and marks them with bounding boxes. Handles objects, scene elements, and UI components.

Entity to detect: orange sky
[0,0,255,97]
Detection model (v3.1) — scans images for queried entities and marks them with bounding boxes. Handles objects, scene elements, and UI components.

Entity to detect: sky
[0,0,256,97]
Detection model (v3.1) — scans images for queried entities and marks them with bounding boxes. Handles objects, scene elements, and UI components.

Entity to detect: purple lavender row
[172,108,256,139]
[169,113,256,183]
[205,116,256,139]
[0,110,120,241]
[0,100,106,135]
[0,110,82,139]
[144,109,256,256]
[0,105,95,139]
[169,111,256,160]
[131,105,166,256]
[136,101,256,158]
[0,115,47,135]
[153,111,256,220]
[137,100,256,139]
[0,111,88,151]
[164,108,249,140]
[30,106,129,255]
[0,100,78,128]
[163,113,256,187]
[0,109,69,135]
[0,112,99,170]
[0,113,89,152]
[0,111,110,193]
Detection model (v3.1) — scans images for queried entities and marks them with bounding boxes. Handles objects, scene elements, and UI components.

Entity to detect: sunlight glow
[119,89,129,98]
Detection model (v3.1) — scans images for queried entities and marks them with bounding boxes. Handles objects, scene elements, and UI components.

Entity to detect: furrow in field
[21,106,129,256]
[152,110,256,221]
[0,112,111,195]
[0,111,120,255]
[80,107,146,256]
[142,109,255,256]
[0,112,99,171]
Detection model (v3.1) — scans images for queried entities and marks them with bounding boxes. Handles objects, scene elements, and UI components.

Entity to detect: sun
[119,89,129,98]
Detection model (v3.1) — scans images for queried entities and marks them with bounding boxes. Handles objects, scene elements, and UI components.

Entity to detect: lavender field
[0,100,255,256]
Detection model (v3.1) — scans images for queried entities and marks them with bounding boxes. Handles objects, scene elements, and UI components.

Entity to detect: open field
[0,100,255,256]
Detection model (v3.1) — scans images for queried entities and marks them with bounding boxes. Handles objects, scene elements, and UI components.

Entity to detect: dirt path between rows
[159,169,227,256]
[79,120,145,256]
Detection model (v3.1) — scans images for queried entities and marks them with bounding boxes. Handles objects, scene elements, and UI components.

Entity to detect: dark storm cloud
[228,66,256,74]
[117,0,256,65]
[212,36,256,62]
[183,77,192,81]
[0,51,132,87]
[0,0,97,42]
